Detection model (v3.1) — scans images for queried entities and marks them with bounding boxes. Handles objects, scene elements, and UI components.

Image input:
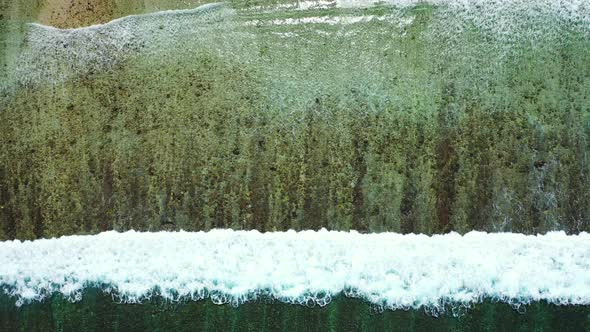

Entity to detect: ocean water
[1,1,590,330]
[2,291,590,331]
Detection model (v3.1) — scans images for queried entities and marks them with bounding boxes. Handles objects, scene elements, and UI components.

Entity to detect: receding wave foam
[10,0,589,88]
[0,230,589,312]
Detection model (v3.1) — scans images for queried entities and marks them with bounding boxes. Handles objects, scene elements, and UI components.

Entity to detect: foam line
[28,2,225,32]
[0,230,589,310]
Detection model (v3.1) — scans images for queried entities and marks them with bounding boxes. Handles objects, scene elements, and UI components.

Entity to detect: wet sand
[36,0,212,28]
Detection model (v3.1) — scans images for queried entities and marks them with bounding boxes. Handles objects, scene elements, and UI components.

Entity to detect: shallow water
[2,1,590,238]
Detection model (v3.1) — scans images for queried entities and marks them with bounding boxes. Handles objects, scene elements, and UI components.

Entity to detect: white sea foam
[0,230,589,311]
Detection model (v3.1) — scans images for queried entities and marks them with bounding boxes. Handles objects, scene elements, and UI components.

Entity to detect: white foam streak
[1,230,589,310]
[245,15,398,26]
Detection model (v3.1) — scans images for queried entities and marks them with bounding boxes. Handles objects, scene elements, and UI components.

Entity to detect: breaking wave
[1,230,589,313]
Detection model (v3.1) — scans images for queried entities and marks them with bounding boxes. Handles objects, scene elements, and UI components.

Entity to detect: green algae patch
[1,3,590,239]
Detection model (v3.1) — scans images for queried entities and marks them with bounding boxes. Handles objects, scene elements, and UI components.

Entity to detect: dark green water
[1,291,589,331]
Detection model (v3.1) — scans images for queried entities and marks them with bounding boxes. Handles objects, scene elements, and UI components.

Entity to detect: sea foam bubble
[0,230,589,312]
